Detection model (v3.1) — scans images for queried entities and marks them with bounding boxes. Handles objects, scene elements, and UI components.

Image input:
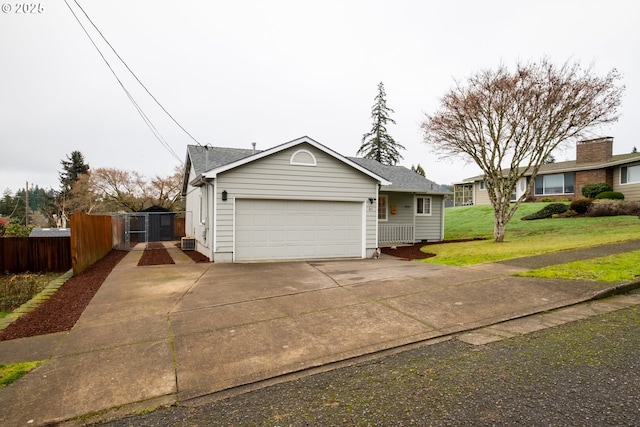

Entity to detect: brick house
[453,137,640,206]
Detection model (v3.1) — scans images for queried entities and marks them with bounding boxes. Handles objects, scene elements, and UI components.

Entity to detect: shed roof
[29,228,70,237]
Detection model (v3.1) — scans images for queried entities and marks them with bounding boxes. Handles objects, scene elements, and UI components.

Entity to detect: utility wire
[63,0,187,163]
[72,0,203,150]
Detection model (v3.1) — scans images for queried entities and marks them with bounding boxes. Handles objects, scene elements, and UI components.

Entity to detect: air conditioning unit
[181,237,196,251]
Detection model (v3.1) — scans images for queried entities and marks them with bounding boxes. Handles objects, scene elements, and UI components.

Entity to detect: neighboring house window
[534,173,575,195]
[290,149,317,166]
[199,188,207,224]
[416,196,431,215]
[621,165,640,184]
[479,181,485,190]
[378,195,388,221]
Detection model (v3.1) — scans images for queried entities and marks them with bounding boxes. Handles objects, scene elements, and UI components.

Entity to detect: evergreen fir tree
[59,151,90,195]
[58,151,90,223]
[411,164,426,176]
[357,82,405,165]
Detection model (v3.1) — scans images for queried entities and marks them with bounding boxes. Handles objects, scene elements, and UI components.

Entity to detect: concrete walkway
[1,241,639,426]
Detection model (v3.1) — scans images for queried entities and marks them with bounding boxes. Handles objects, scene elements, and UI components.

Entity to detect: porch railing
[379,224,414,244]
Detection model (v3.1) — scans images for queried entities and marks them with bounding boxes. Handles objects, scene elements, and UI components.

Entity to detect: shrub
[569,198,593,214]
[521,203,568,220]
[3,223,33,237]
[588,200,640,217]
[594,191,624,200]
[582,183,613,198]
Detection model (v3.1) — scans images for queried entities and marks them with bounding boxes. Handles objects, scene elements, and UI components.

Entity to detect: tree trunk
[493,205,508,243]
[494,215,506,242]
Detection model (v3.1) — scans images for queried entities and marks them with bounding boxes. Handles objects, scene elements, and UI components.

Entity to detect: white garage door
[235,199,363,261]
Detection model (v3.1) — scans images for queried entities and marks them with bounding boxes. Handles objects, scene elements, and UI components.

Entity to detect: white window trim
[378,194,388,222]
[534,173,575,196]
[620,164,640,185]
[290,149,317,166]
[415,196,432,216]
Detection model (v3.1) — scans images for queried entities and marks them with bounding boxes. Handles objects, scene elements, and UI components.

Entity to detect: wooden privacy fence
[70,212,112,275]
[0,237,71,273]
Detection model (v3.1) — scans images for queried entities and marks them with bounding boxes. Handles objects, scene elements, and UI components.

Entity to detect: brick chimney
[576,137,613,165]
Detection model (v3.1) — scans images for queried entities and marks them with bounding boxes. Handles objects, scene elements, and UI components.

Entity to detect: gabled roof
[461,152,640,182]
[182,136,391,194]
[349,157,451,195]
[182,145,261,194]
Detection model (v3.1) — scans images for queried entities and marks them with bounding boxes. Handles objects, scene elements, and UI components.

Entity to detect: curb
[0,269,74,331]
[591,279,640,300]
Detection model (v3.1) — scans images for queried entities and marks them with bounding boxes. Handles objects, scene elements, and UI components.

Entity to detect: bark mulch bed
[0,250,127,341]
[137,242,175,266]
[381,239,485,260]
[1,244,210,341]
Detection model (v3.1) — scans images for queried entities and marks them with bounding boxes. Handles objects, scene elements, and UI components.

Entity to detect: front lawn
[517,250,640,282]
[425,203,640,265]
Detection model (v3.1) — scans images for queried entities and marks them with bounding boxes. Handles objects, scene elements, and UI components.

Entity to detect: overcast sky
[1,0,638,194]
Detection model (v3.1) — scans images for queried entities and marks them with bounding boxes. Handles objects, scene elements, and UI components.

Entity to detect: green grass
[517,250,640,282]
[425,203,640,265]
[0,361,45,387]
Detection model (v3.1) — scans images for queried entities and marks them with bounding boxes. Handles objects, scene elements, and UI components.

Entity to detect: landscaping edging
[0,269,74,331]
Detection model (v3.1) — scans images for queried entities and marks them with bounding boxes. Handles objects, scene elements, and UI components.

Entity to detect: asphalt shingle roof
[187,145,260,176]
[184,144,450,195]
[348,157,450,194]
[462,152,640,182]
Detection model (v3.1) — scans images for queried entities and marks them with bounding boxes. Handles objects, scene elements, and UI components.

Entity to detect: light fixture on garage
[222,190,228,201]
[368,197,376,204]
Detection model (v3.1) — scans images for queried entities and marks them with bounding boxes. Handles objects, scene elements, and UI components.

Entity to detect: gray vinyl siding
[215,144,378,258]
[613,165,640,201]
[382,192,445,242]
[383,192,414,225]
[415,195,444,241]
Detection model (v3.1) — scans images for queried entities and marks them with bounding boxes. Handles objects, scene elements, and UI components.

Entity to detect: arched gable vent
[290,149,317,166]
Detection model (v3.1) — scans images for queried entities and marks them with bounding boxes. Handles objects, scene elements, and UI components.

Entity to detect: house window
[621,165,640,184]
[479,181,486,190]
[378,195,388,221]
[416,196,431,215]
[534,173,574,195]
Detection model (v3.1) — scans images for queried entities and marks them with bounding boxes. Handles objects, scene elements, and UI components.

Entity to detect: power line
[71,0,203,150]
[63,1,190,163]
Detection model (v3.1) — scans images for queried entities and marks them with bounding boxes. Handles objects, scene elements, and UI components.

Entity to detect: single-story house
[453,137,640,206]
[181,136,451,262]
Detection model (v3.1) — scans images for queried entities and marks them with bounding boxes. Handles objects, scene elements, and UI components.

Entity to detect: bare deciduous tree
[147,165,184,211]
[68,166,184,213]
[422,59,624,242]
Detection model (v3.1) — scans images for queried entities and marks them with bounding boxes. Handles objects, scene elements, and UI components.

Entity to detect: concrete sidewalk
[1,241,640,426]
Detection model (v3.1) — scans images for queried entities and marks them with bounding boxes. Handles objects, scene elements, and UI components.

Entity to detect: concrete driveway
[1,244,629,426]
[167,255,605,403]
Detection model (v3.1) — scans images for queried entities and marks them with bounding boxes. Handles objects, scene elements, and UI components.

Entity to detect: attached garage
[235,199,363,261]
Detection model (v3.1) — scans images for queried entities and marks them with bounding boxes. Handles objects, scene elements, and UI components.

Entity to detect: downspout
[212,179,217,262]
